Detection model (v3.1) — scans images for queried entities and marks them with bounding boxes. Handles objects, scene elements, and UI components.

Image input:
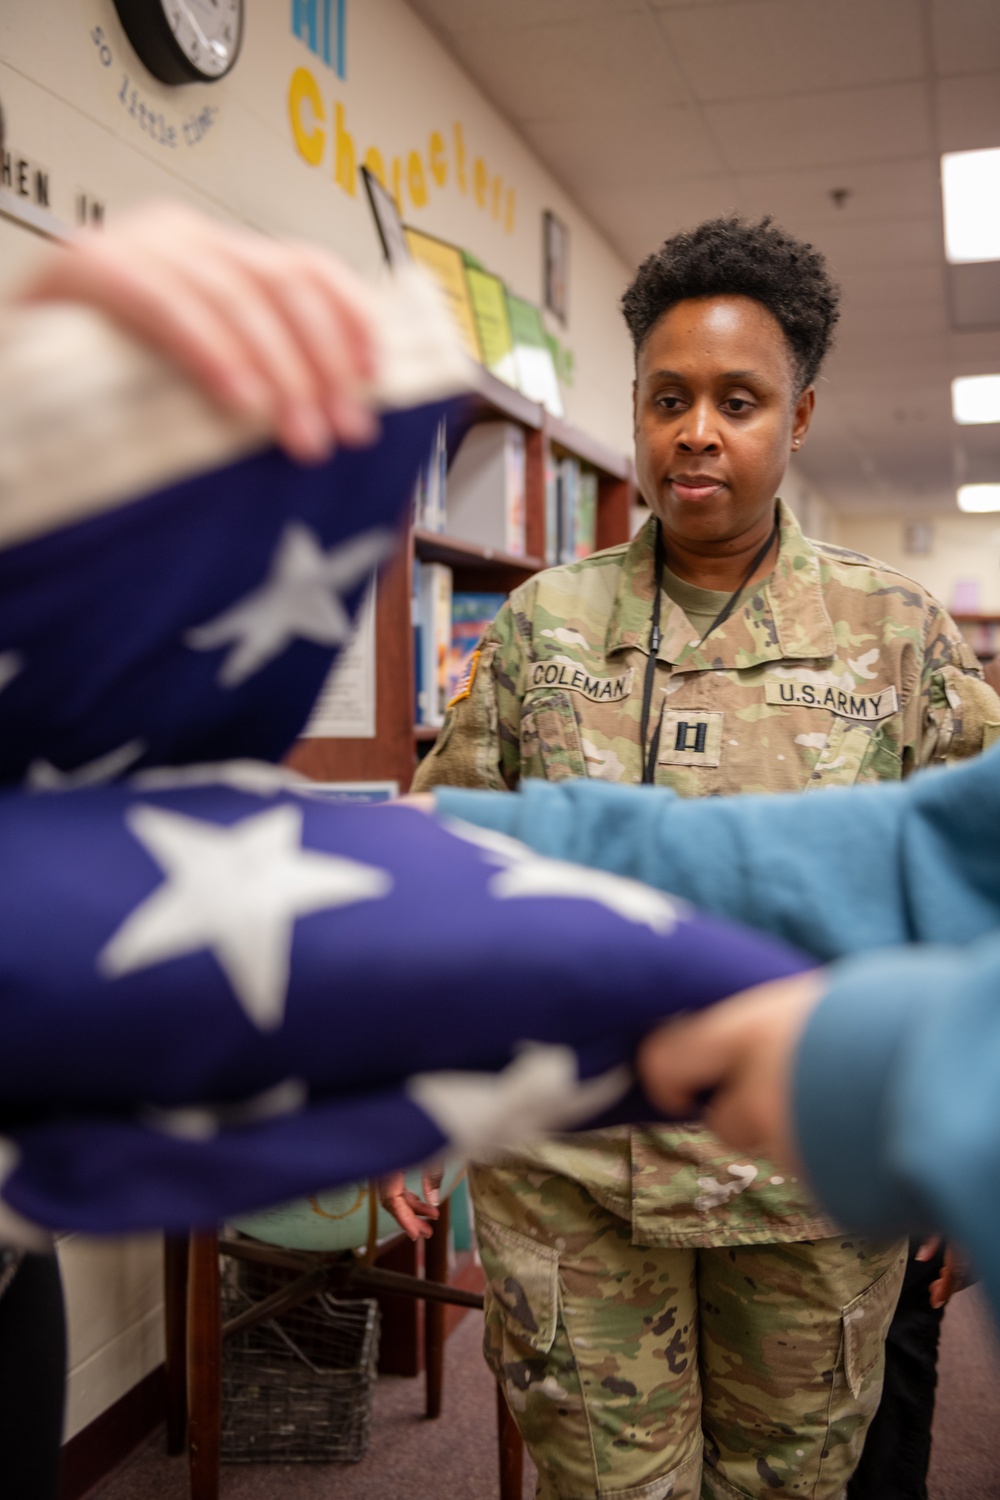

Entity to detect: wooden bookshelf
[287,388,635,793]
[953,613,1000,663]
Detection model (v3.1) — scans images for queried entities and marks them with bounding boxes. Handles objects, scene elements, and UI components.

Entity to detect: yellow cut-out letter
[504,187,516,234]
[334,101,356,196]
[288,66,325,168]
[363,145,386,187]
[407,149,428,209]
[473,156,488,209]
[491,174,503,221]
[429,130,447,189]
[453,122,467,194]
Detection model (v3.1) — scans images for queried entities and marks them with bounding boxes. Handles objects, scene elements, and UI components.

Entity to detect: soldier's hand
[13,200,379,465]
[378,1168,443,1241]
[637,971,826,1167]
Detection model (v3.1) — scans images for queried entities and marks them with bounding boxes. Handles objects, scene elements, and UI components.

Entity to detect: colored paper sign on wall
[291,0,347,79]
[465,265,517,387]
[405,227,482,364]
[506,292,564,416]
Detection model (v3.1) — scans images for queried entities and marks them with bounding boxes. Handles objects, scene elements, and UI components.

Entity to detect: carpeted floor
[96,1289,1000,1500]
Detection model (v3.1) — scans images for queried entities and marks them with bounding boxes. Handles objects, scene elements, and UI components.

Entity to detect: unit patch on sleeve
[659,710,724,768]
[526,662,633,703]
[764,681,899,721]
[447,649,481,708]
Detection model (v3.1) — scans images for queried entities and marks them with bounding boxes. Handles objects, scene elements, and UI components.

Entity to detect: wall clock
[112,0,243,86]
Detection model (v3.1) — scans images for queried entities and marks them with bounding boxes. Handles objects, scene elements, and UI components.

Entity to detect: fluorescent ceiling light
[953,374,1000,424]
[942,148,1000,263]
[958,484,1000,513]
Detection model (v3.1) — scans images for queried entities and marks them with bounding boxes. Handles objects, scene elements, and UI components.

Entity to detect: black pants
[847,1239,945,1500]
[0,1253,67,1500]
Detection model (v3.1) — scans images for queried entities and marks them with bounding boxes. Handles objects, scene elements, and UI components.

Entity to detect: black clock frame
[112,0,243,86]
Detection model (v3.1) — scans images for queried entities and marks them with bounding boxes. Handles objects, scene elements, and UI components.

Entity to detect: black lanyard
[639,515,779,785]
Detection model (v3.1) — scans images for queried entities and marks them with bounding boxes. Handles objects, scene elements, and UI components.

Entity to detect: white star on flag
[0,652,22,695]
[186,523,394,687]
[406,1045,631,1160]
[444,816,681,933]
[490,859,680,933]
[99,804,392,1030]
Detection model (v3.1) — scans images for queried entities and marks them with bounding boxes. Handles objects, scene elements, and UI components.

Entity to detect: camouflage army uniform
[414,501,1000,1499]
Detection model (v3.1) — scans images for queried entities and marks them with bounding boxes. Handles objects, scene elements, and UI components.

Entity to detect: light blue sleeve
[436,744,1000,960]
[795,934,1000,1318]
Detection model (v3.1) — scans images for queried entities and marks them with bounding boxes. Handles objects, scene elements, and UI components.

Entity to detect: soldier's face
[633,295,814,548]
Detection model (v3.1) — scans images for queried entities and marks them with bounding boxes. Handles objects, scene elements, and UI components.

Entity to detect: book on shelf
[557,454,578,564]
[576,467,598,559]
[416,560,453,727]
[958,618,1000,659]
[448,591,508,703]
[546,457,598,566]
[445,421,526,557]
[545,448,559,566]
[412,418,448,533]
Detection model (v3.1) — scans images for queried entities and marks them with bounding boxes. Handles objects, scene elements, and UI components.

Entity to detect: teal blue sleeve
[436,745,1000,960]
[795,934,1000,1315]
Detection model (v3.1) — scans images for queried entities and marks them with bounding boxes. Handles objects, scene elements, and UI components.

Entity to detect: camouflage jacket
[415,501,1000,1245]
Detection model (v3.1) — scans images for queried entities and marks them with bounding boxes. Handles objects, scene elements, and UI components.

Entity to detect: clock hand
[177,1,228,59]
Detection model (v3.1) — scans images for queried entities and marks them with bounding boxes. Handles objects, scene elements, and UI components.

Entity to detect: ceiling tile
[838,264,946,308]
[705,82,934,172]
[581,178,745,264]
[949,329,1000,371]
[929,0,1000,77]
[408,0,646,31]
[794,216,943,274]
[735,157,939,232]
[523,107,727,191]
[657,0,923,103]
[935,72,1000,153]
[948,262,1000,331]
[835,298,950,343]
[439,13,687,124]
[650,0,769,8]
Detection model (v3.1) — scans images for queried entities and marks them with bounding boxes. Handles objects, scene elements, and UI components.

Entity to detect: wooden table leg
[423,1196,450,1419]
[163,1235,190,1455]
[496,1380,524,1500]
[187,1231,221,1500]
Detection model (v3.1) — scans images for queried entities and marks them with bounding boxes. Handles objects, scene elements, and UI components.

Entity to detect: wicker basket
[220,1257,380,1464]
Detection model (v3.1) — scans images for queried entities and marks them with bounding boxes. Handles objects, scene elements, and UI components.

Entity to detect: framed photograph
[361,165,412,269]
[543,209,569,324]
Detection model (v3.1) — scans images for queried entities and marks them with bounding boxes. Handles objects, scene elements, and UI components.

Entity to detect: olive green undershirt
[661,563,774,640]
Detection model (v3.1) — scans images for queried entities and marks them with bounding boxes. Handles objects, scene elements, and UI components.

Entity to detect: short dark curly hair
[621,216,840,393]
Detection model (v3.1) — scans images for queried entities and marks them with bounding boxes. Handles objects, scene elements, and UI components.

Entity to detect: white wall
[782,458,840,545]
[836,510,1000,614]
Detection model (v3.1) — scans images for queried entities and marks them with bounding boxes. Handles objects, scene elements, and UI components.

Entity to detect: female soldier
[409,217,1000,1500]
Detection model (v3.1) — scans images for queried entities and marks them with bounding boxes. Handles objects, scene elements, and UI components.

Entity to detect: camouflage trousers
[470,1163,906,1500]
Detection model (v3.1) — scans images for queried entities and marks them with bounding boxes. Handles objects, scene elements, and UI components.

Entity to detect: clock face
[167,0,242,79]
[113,0,244,85]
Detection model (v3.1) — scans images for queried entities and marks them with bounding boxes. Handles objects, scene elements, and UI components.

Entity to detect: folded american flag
[0,275,810,1242]
[0,769,809,1241]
